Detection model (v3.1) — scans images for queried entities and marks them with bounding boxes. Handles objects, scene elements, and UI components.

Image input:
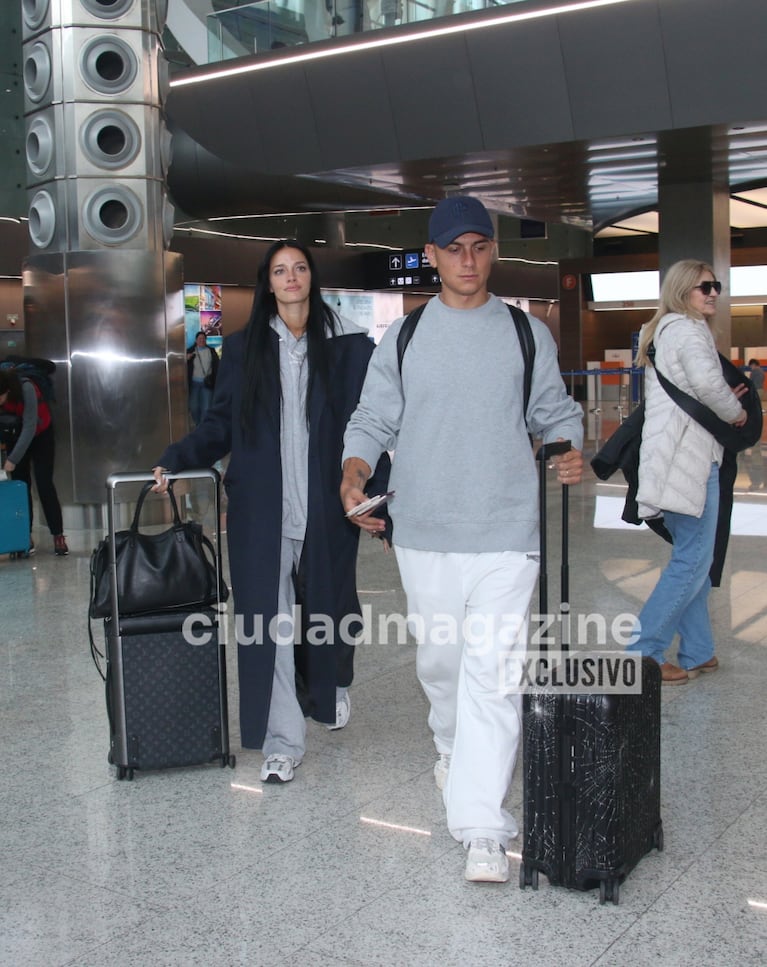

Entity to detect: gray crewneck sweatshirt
[342,295,583,553]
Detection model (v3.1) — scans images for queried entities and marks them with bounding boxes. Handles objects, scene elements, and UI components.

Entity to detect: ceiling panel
[466,18,575,149]
[380,35,483,160]
[559,1,672,140]
[306,50,400,169]
[249,65,325,172]
[659,0,767,129]
[167,71,269,167]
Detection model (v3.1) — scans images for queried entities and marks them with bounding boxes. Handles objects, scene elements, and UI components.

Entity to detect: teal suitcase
[0,478,31,557]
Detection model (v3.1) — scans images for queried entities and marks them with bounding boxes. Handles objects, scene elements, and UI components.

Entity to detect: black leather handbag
[89,481,228,619]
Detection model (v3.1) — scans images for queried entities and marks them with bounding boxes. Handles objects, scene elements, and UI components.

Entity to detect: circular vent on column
[29,190,57,249]
[80,110,141,170]
[23,41,52,103]
[26,115,55,177]
[83,185,143,244]
[79,36,139,96]
[80,0,136,19]
[22,0,50,31]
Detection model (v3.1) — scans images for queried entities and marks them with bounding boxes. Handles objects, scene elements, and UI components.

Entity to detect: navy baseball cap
[428,196,495,248]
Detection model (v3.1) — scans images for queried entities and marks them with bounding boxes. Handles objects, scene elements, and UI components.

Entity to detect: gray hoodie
[342,294,583,553]
[274,312,371,539]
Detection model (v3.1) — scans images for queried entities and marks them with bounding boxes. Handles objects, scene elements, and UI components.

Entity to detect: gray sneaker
[327,691,350,731]
[465,838,509,883]
[260,754,298,783]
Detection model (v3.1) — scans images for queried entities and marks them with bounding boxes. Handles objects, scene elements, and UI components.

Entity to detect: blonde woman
[628,260,747,684]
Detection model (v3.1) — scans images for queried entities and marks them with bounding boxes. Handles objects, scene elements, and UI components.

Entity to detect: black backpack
[396,301,536,422]
[1,356,57,405]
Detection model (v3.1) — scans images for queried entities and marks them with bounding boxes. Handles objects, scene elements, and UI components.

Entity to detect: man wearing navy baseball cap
[341,196,584,883]
[428,195,496,248]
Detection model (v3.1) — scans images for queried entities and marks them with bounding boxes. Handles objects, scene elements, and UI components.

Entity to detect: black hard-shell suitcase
[101,470,235,780]
[519,443,663,904]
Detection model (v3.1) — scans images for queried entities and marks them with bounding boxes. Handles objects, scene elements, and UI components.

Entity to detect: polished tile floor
[2,435,767,966]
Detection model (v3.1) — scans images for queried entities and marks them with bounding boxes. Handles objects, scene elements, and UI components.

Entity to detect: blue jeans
[628,463,719,669]
[189,378,212,426]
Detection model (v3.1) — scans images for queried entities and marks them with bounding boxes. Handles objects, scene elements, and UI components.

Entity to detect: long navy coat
[159,326,389,748]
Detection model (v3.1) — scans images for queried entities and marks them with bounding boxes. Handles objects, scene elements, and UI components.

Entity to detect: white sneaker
[327,691,350,731]
[433,753,451,790]
[260,754,297,783]
[465,838,510,883]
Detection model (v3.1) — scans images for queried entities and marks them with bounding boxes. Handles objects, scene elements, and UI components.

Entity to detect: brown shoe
[54,534,69,556]
[687,656,719,680]
[660,661,689,685]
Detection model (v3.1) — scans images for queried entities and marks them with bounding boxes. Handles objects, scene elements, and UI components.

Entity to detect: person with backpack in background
[341,196,583,883]
[186,330,220,426]
[0,366,68,556]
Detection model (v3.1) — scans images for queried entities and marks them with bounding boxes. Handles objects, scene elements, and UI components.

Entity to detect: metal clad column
[658,131,731,352]
[21,0,185,507]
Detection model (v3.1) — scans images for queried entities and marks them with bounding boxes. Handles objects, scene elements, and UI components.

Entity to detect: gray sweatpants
[262,537,307,761]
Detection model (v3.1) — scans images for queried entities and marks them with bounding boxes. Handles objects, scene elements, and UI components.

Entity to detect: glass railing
[207,0,530,61]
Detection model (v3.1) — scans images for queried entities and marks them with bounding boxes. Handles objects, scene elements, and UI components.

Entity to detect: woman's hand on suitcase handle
[552,440,583,486]
[151,466,171,494]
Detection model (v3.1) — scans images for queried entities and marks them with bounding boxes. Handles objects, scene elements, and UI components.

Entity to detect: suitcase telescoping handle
[105,468,223,545]
[104,468,224,622]
[536,441,570,652]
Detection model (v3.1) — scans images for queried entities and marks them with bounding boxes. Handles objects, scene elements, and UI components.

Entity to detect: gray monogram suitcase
[102,470,234,780]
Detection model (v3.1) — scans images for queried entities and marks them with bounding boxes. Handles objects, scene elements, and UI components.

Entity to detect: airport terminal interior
[3,454,767,965]
[2,0,767,964]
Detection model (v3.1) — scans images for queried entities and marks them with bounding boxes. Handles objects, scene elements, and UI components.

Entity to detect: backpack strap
[397,300,536,421]
[396,303,426,375]
[508,303,536,421]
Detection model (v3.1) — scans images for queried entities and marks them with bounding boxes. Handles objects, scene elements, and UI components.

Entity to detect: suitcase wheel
[599,878,619,905]
[653,825,665,852]
[9,550,30,560]
[519,863,539,890]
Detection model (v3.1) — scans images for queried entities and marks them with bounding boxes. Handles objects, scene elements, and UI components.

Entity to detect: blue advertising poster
[184,284,223,354]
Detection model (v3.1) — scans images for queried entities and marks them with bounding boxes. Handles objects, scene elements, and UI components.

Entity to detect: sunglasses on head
[693,280,722,296]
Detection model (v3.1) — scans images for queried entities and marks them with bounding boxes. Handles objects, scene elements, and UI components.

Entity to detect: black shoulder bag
[650,346,762,453]
[89,481,228,620]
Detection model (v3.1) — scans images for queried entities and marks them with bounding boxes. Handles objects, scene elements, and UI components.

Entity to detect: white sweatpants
[394,546,539,849]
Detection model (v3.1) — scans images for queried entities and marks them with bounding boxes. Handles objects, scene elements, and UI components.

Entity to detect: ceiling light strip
[172,0,637,88]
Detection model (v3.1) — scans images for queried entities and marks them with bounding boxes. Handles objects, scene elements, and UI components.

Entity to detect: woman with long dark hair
[153,240,389,781]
